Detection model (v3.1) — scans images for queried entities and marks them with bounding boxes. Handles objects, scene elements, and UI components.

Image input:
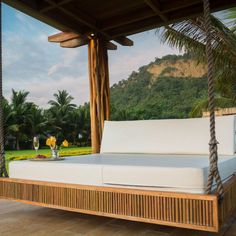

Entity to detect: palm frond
[190,97,236,118]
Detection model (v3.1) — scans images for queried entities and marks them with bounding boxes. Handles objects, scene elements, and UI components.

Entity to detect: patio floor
[0,199,236,236]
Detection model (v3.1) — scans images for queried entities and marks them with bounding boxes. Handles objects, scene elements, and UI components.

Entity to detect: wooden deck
[1,200,236,236]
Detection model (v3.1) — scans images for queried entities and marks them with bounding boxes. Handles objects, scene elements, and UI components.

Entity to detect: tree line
[4,54,236,150]
[4,90,90,150]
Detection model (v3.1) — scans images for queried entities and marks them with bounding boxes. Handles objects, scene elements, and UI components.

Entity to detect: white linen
[9,154,236,194]
[9,155,103,186]
[100,115,236,155]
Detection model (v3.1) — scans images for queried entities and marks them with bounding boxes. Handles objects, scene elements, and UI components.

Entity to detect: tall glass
[33,136,40,156]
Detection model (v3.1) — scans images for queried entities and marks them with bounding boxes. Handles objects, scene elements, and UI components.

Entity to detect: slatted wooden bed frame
[1,174,236,232]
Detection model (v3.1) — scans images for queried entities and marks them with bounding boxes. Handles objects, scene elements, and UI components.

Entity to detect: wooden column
[88,35,110,153]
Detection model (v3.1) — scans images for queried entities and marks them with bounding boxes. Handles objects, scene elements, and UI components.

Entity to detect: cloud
[3,7,179,108]
[47,49,83,76]
[27,75,89,107]
[4,75,90,107]
[48,64,65,76]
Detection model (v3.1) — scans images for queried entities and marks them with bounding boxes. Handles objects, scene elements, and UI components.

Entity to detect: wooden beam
[101,0,199,33]
[44,0,97,27]
[106,42,117,50]
[101,8,156,31]
[161,0,201,13]
[115,37,133,46]
[60,37,89,48]
[60,37,117,50]
[40,0,74,13]
[48,32,82,43]
[145,0,168,22]
[43,0,133,47]
[5,0,236,44]
[48,31,117,50]
[108,1,216,37]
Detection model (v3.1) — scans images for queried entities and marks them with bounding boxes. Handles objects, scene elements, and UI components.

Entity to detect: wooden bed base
[0,175,236,232]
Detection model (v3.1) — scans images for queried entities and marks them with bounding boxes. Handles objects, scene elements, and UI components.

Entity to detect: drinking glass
[33,136,40,156]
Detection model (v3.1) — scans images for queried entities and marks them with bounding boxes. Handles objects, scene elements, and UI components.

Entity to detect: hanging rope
[203,0,223,196]
[0,1,8,177]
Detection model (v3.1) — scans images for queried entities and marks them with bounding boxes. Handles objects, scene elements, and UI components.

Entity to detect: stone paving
[0,199,236,236]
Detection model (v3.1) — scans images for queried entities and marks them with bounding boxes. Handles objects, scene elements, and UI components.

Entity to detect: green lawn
[6,147,92,161]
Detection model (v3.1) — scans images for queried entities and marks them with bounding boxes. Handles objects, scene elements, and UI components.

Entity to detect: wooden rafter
[101,8,156,31]
[60,37,89,48]
[44,0,133,47]
[44,0,96,28]
[145,0,168,22]
[4,0,236,41]
[160,0,201,13]
[101,0,200,33]
[115,37,133,46]
[48,31,82,43]
[107,1,211,37]
[39,0,74,13]
[106,42,118,50]
[48,32,118,50]
[61,38,117,50]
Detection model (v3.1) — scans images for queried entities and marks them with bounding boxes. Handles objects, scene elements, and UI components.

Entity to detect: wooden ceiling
[3,0,236,44]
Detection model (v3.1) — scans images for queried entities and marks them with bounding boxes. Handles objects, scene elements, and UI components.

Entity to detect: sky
[2,3,181,107]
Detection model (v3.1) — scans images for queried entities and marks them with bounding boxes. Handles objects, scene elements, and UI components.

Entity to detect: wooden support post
[88,35,110,153]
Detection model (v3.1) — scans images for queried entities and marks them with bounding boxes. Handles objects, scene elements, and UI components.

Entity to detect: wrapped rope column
[203,0,223,195]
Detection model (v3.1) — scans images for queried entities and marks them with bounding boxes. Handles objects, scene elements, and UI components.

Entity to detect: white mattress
[9,154,236,194]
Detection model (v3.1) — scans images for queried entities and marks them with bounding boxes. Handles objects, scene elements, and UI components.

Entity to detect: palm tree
[8,90,33,150]
[3,98,12,137]
[0,2,8,177]
[225,7,236,32]
[47,90,76,142]
[48,90,76,113]
[158,12,236,116]
[29,106,47,139]
[68,108,83,145]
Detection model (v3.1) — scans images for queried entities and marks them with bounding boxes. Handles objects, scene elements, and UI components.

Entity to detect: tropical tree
[47,90,76,142]
[67,104,90,145]
[29,106,47,139]
[48,90,76,113]
[8,90,33,150]
[225,7,236,32]
[158,11,236,116]
[3,98,13,135]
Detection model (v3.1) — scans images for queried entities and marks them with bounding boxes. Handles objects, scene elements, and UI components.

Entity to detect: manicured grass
[6,147,92,161]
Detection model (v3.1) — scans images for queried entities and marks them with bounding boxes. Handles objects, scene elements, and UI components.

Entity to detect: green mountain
[110,54,208,120]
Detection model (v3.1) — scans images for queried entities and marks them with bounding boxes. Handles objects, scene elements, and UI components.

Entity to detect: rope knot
[209,140,219,147]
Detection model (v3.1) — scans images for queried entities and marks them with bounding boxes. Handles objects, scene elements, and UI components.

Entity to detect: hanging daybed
[1,0,236,233]
[1,115,236,232]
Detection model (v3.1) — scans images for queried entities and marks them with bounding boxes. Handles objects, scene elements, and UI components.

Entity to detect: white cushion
[9,155,103,186]
[9,154,236,194]
[100,115,236,155]
[101,154,236,194]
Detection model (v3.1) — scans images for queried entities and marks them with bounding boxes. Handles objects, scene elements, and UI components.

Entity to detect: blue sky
[2,3,186,107]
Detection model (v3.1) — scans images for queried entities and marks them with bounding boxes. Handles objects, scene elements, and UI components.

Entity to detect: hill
[110,54,208,120]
